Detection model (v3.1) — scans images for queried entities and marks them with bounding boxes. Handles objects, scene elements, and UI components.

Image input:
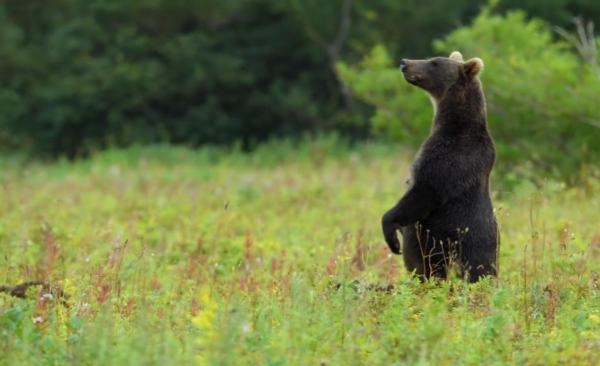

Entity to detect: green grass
[1,140,599,365]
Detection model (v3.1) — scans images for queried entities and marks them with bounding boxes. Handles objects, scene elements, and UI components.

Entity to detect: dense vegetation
[340,9,600,183]
[1,142,599,365]
[1,1,599,174]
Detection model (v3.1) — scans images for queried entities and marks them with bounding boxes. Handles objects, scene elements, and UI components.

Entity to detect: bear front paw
[382,215,401,255]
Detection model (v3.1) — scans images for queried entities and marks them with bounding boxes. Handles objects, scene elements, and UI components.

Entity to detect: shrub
[339,10,600,182]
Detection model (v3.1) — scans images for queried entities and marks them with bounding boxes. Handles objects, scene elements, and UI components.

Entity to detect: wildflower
[190,289,216,330]
[40,293,54,301]
[191,286,218,365]
[33,316,43,324]
[580,330,596,339]
[190,288,217,337]
[63,278,77,294]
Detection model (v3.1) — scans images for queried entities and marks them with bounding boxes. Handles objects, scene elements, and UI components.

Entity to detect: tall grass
[1,141,598,365]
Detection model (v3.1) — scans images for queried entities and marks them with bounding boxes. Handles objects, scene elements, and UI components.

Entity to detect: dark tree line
[0,0,598,156]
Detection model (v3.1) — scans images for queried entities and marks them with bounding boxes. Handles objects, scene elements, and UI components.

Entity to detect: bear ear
[449,51,463,62]
[462,57,484,77]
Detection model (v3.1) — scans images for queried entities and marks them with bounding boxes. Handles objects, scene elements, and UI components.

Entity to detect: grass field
[1,140,599,365]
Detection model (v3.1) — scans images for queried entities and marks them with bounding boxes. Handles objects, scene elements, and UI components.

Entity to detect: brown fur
[382,52,498,282]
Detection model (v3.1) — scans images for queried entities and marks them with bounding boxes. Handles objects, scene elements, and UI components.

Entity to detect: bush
[0,1,356,157]
[1,1,599,161]
[339,9,600,182]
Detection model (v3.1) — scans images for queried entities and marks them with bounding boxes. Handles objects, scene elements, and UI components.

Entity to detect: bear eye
[431,60,439,67]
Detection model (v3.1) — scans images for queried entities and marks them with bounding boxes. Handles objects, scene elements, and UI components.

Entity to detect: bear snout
[400,59,408,71]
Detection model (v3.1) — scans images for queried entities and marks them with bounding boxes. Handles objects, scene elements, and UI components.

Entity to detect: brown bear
[381,51,498,282]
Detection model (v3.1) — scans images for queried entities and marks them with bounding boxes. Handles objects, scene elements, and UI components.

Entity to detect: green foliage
[1,143,599,365]
[436,10,600,180]
[1,0,599,160]
[338,46,432,144]
[497,0,600,26]
[349,0,486,58]
[340,10,600,182]
[0,0,360,156]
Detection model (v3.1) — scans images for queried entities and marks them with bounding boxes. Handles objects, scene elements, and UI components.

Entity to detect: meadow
[1,140,599,365]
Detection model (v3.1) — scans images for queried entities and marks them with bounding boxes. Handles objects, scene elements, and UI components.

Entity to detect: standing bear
[381,51,498,282]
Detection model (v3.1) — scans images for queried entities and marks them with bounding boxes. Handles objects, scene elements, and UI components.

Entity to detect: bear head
[399,51,484,100]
